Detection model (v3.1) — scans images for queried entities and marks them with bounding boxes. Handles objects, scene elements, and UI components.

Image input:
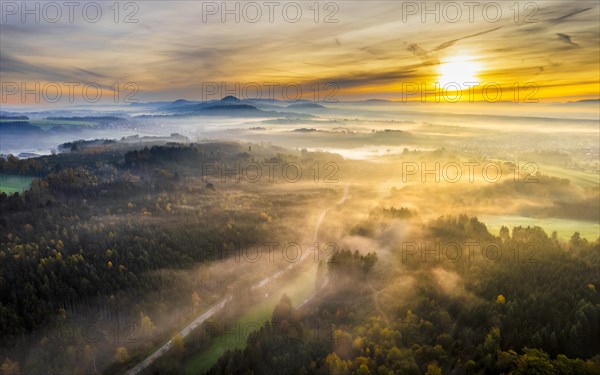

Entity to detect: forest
[200,217,600,375]
[0,140,599,375]
[0,140,346,374]
[3,0,600,373]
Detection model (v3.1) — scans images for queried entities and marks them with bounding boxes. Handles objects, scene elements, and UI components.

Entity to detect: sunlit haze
[1,1,599,375]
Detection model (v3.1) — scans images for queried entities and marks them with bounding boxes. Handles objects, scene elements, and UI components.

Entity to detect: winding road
[126,185,350,375]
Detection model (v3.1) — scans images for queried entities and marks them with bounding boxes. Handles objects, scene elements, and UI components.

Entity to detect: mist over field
[1,1,599,374]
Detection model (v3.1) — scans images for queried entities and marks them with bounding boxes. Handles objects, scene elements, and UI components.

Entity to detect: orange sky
[1,1,599,105]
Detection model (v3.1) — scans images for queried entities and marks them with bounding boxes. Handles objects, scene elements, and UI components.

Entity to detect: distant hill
[169,102,277,117]
[364,98,392,102]
[287,103,325,109]
[0,121,46,135]
[46,116,125,122]
[221,95,241,103]
[172,99,194,105]
[161,99,203,110]
[170,99,198,106]
[131,96,318,118]
[1,121,32,128]
[0,115,29,120]
[205,104,259,111]
[564,99,600,105]
[130,101,174,108]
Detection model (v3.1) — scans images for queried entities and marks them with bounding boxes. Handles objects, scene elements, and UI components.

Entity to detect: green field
[480,214,600,241]
[540,163,600,188]
[0,174,34,194]
[184,264,318,375]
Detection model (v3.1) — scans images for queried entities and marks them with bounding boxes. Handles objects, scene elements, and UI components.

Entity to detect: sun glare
[437,55,482,87]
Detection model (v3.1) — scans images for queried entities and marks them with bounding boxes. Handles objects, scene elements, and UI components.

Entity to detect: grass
[184,264,318,375]
[0,174,34,193]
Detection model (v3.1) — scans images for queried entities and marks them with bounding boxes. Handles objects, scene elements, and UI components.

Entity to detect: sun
[437,55,482,87]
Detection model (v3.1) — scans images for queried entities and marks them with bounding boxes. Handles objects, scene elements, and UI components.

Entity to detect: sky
[1,0,599,104]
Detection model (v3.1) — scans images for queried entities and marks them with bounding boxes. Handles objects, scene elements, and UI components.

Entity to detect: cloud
[407,43,439,66]
[407,26,503,68]
[552,8,592,23]
[319,68,422,89]
[557,33,580,47]
[431,26,503,52]
[0,0,597,101]
[0,52,112,88]
[521,5,595,33]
